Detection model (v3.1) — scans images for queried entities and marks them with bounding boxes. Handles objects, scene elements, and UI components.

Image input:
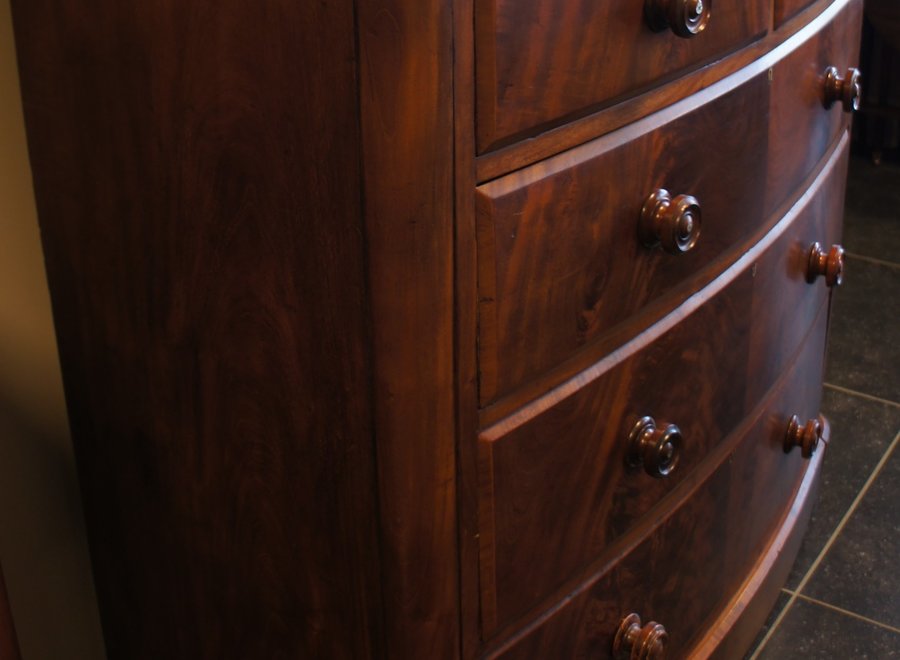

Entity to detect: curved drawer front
[765,0,862,215]
[477,136,848,638]
[477,74,769,405]
[776,0,819,28]
[475,0,769,151]
[750,139,848,407]
[491,317,828,658]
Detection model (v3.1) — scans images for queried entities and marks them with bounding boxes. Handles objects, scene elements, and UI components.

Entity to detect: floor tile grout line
[747,429,900,659]
[823,382,900,409]
[844,251,900,270]
[792,593,900,635]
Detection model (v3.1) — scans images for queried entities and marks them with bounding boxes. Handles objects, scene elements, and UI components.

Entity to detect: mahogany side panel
[356,1,460,657]
[476,0,770,151]
[11,2,384,658]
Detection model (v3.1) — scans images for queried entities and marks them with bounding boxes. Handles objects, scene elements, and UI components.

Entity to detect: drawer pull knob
[627,416,682,478]
[645,0,710,38]
[614,613,668,660]
[807,242,844,287]
[823,66,862,112]
[640,188,702,255]
[784,415,823,459]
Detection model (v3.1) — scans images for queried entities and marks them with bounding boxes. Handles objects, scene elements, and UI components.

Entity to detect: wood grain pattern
[452,0,483,655]
[478,134,848,643]
[476,0,855,184]
[10,0,859,657]
[694,416,827,660]
[489,312,829,658]
[749,138,850,408]
[12,2,384,658]
[356,1,460,657]
[765,0,863,215]
[776,0,821,28]
[476,0,770,152]
[479,265,754,636]
[477,75,769,405]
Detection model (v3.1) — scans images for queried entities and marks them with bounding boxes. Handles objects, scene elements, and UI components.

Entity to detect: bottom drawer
[491,310,828,659]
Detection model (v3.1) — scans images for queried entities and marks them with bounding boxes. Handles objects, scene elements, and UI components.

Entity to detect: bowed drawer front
[475,0,770,151]
[476,74,769,406]
[490,317,828,658]
[478,134,848,640]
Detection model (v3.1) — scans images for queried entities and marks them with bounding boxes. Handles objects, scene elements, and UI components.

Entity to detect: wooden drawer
[489,317,827,658]
[776,0,819,28]
[477,136,848,638]
[765,0,862,215]
[475,0,769,151]
[477,74,769,405]
[750,138,849,407]
[479,270,753,636]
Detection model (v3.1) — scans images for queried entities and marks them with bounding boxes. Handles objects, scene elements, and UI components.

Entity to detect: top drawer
[475,0,770,152]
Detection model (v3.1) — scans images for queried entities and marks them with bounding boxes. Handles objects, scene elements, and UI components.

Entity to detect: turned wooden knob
[614,613,668,660]
[639,189,701,255]
[784,415,822,459]
[823,66,861,112]
[806,242,844,287]
[645,0,711,38]
[627,416,682,478]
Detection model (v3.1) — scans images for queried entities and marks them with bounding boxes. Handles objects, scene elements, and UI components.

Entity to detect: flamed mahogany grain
[749,139,850,408]
[479,266,754,636]
[776,0,821,28]
[11,0,457,657]
[10,0,859,657]
[477,75,769,405]
[491,314,828,658]
[765,0,862,214]
[476,0,770,151]
[479,135,848,642]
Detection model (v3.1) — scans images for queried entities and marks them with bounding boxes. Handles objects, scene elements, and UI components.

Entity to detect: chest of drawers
[12,0,861,657]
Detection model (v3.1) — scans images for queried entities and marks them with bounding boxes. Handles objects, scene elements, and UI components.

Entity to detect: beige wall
[0,1,106,657]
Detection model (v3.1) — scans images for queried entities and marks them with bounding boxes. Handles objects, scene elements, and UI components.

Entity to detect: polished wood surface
[748,138,849,408]
[776,0,820,27]
[11,0,858,657]
[477,75,768,404]
[645,0,712,39]
[691,417,827,659]
[765,0,862,214]
[12,0,456,657]
[807,242,846,286]
[477,136,845,637]
[613,613,668,660]
[479,267,753,634]
[823,66,862,111]
[12,2,383,657]
[784,415,824,458]
[489,311,828,658]
[476,0,857,183]
[356,2,460,656]
[476,0,769,151]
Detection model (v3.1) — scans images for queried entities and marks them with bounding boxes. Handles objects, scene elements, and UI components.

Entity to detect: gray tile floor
[746,157,900,658]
